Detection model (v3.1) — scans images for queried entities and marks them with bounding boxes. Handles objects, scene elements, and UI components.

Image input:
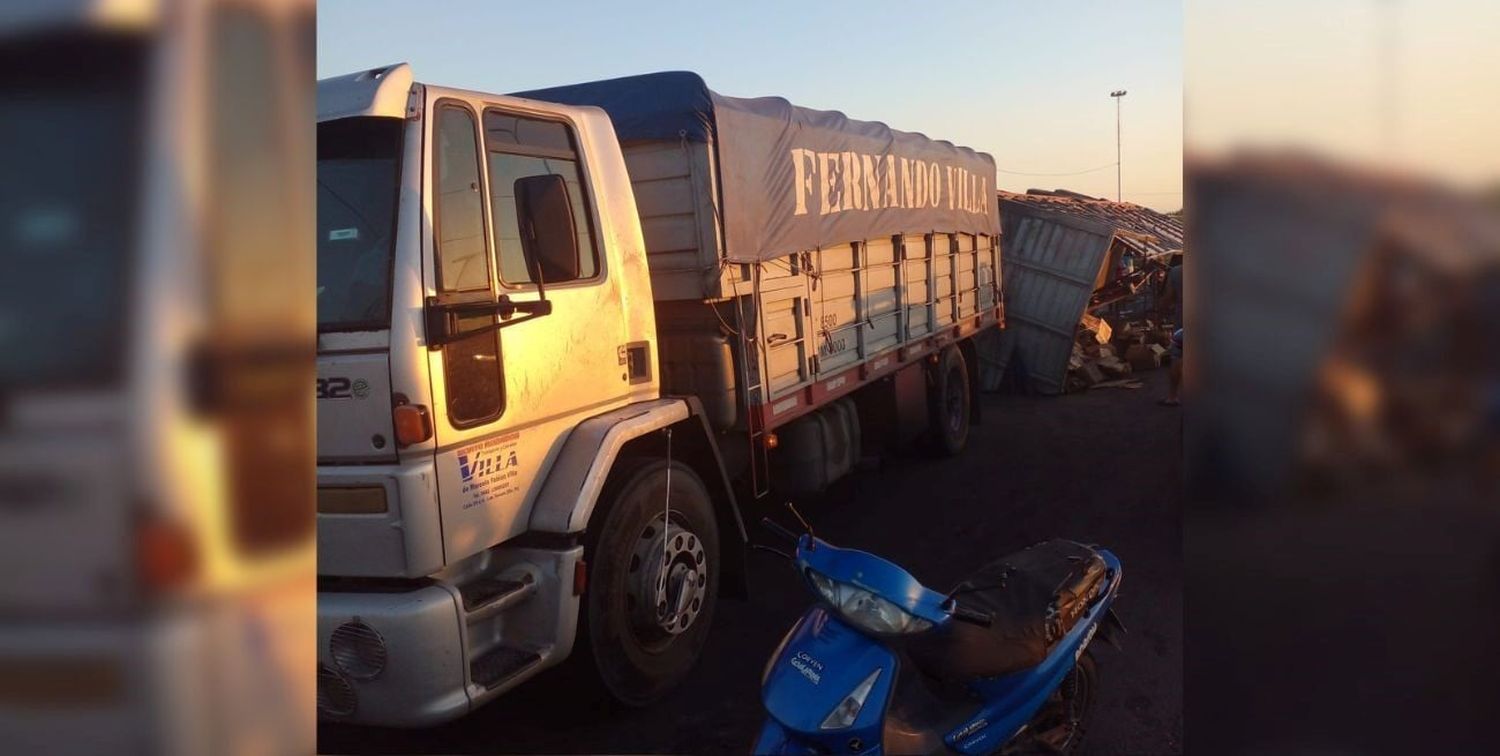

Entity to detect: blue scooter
[753,508,1125,755]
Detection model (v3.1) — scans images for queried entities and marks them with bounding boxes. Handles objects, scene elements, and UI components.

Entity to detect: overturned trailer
[521,72,1004,493]
[978,191,1181,394]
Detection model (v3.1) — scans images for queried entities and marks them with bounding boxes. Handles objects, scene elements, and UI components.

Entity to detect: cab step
[470,646,542,690]
[459,575,536,625]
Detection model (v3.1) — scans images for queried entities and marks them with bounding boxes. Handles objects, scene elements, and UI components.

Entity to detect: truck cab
[316,64,744,726]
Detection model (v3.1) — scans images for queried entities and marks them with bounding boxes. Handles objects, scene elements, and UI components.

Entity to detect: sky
[318,0,1184,211]
[1187,0,1500,188]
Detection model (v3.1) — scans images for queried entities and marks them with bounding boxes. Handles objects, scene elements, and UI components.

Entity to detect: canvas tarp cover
[516,72,1000,264]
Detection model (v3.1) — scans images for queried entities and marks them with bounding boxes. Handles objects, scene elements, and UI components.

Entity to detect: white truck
[315,64,1003,726]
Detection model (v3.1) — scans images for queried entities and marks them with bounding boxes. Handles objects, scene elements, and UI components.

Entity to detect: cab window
[434,104,503,426]
[483,110,598,285]
[435,105,490,291]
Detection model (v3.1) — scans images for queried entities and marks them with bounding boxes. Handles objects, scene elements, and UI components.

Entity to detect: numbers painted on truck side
[818,314,850,356]
[819,316,848,356]
[317,376,370,400]
[318,377,351,399]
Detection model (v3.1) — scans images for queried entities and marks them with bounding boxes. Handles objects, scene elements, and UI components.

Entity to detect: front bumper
[317,544,583,727]
[317,584,469,727]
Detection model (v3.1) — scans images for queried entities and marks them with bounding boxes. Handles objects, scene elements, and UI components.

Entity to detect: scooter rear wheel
[1003,651,1097,755]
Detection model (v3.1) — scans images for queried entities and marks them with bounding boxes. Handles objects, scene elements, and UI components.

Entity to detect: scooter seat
[907,539,1107,682]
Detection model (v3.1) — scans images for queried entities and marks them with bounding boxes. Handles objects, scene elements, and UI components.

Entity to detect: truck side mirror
[514,173,580,284]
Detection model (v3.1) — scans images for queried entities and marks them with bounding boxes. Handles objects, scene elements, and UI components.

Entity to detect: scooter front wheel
[1003,651,1097,755]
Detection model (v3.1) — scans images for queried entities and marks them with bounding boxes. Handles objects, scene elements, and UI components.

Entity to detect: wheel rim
[626,514,708,646]
[945,364,966,433]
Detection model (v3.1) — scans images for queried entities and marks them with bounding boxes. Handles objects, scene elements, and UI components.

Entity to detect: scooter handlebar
[948,603,994,627]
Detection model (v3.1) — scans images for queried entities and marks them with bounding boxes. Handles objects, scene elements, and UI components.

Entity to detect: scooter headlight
[806,569,933,635]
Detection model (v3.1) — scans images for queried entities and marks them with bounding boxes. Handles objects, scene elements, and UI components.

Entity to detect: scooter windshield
[795,537,949,626]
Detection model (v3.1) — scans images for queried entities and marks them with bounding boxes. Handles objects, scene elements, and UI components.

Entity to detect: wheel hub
[628,517,708,636]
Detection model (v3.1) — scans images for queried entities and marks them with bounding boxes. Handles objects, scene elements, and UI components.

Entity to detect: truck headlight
[806,569,932,635]
[820,668,881,730]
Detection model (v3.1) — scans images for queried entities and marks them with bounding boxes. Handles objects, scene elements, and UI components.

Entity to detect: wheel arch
[528,397,749,598]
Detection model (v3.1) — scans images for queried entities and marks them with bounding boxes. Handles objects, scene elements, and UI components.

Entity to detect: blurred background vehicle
[0,1,314,754]
[1186,2,1500,751]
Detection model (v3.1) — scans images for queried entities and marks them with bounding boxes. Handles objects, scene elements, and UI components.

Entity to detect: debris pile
[1064,315,1175,392]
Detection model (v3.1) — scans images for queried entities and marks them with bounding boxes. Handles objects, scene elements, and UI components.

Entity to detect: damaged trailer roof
[515,72,1000,264]
[1001,189,1183,258]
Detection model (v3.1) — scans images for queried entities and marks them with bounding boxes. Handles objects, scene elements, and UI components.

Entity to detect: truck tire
[581,459,719,706]
[927,346,971,456]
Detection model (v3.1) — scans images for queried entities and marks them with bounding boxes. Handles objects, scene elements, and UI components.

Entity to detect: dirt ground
[319,371,1184,755]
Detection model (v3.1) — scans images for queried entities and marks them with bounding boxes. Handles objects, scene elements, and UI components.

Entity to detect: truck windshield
[318,117,402,332]
[0,33,144,390]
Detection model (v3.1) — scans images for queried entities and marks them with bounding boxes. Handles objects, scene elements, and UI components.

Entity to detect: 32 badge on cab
[318,376,370,400]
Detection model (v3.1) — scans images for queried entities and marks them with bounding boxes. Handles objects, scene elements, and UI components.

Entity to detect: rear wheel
[926,346,971,456]
[1006,651,1098,754]
[580,459,719,706]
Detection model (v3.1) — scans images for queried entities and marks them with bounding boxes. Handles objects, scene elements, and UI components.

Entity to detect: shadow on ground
[319,371,1183,755]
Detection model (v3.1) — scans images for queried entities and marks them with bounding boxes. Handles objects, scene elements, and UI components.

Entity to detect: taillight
[392,403,432,447]
[136,518,198,592]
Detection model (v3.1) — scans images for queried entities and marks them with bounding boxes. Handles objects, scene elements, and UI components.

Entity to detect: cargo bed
[520,73,1003,434]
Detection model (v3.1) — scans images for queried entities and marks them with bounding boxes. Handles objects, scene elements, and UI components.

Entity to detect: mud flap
[1096,608,1128,651]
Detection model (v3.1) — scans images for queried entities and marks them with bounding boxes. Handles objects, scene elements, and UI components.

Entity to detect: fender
[1096,608,1128,651]
[527,396,748,592]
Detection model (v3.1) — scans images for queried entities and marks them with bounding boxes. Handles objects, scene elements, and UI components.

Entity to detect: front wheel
[580,459,719,706]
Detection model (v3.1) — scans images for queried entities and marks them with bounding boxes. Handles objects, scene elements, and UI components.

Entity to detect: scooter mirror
[784,501,815,537]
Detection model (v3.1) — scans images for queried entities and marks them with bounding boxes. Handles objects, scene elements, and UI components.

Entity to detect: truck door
[425,97,640,562]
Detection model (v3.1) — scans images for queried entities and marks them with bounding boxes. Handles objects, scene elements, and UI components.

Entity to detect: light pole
[1110,90,1127,202]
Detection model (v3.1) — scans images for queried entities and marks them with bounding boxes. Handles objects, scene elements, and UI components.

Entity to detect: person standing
[1160,253,1184,406]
